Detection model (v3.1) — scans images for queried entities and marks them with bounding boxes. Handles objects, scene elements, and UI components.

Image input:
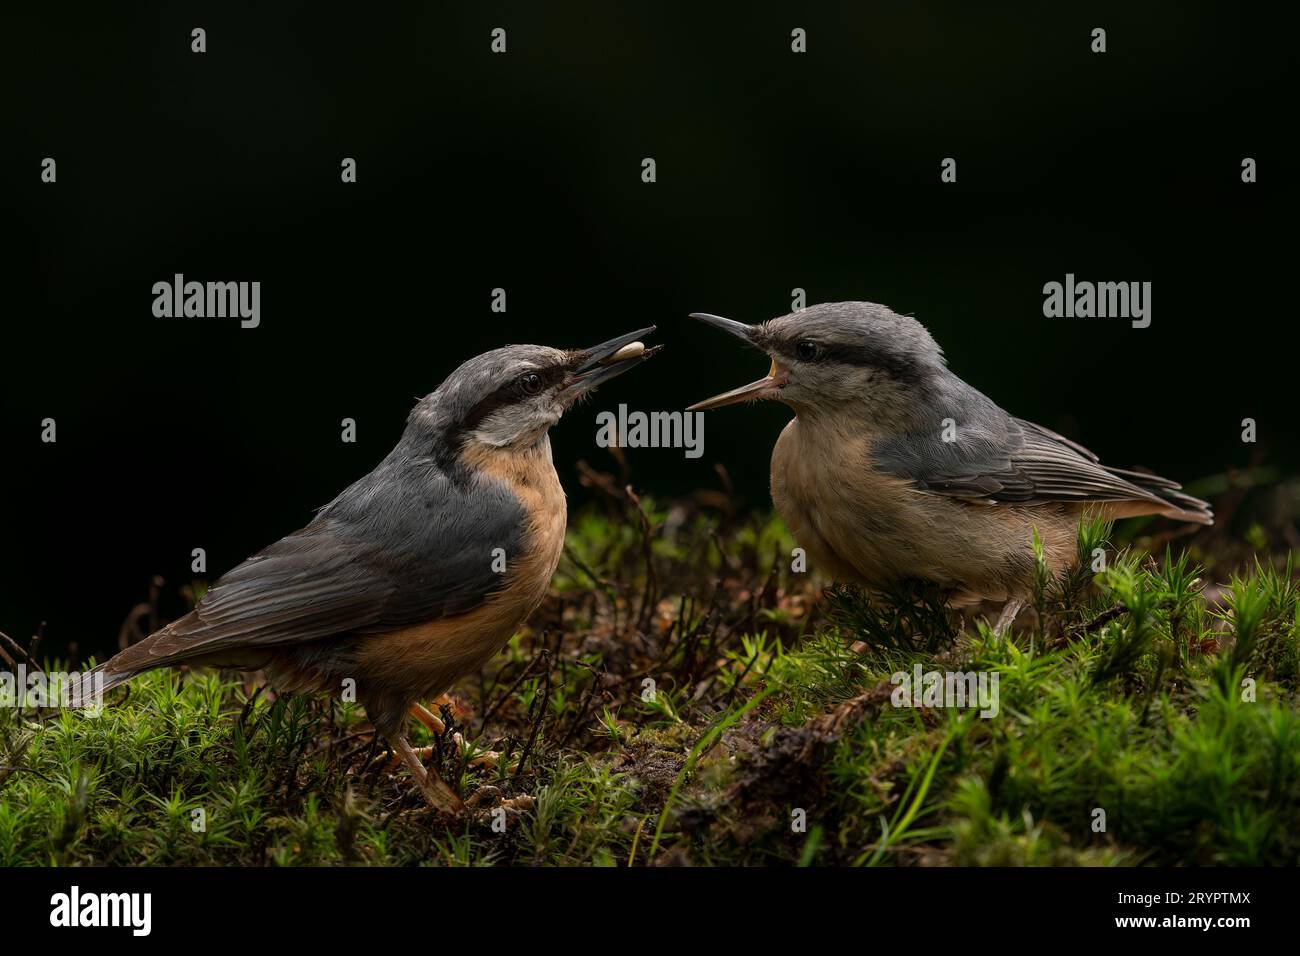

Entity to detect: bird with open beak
[688,302,1211,632]
[71,328,660,812]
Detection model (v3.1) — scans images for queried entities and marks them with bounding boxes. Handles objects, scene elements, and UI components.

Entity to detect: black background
[1,2,1291,660]
[0,863,1274,941]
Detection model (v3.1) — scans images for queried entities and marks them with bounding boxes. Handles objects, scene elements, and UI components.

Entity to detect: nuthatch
[688,302,1211,631]
[73,328,659,811]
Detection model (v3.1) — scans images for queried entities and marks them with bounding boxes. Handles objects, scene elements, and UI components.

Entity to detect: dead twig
[625,486,660,631]
[0,629,30,666]
[513,649,552,783]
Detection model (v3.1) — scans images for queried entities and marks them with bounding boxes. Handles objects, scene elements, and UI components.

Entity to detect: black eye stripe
[461,364,565,432]
[461,391,512,433]
[535,365,566,389]
[770,338,924,384]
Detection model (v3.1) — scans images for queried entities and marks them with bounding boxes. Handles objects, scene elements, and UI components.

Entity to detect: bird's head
[687,302,944,420]
[411,327,660,454]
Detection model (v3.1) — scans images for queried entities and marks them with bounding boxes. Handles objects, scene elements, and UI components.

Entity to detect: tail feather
[1118,469,1214,526]
[67,612,212,707]
[66,664,137,708]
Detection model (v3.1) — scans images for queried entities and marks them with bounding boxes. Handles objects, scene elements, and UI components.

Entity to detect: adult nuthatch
[688,302,1211,631]
[73,328,659,811]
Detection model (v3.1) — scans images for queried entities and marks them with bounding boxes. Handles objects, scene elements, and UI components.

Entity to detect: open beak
[561,326,661,398]
[686,313,786,411]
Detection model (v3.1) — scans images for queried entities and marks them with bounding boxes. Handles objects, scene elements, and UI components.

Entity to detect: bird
[687,302,1211,632]
[72,328,660,811]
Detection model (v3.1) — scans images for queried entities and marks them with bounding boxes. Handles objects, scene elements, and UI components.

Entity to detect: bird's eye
[518,372,544,395]
[796,340,819,361]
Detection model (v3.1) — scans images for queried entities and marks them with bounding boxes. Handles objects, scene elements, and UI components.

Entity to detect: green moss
[1,496,1297,866]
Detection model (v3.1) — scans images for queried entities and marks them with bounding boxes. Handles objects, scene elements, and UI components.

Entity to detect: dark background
[1,2,1290,660]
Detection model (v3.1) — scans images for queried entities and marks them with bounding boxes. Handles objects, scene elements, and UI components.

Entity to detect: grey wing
[908,417,1165,504]
[874,404,1211,522]
[106,455,526,674]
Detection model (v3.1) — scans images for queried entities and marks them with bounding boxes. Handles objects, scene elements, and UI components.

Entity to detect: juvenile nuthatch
[688,302,1211,631]
[73,328,659,811]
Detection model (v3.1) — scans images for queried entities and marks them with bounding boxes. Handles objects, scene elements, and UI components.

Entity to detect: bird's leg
[395,700,447,766]
[391,701,496,768]
[388,733,464,813]
[410,701,446,735]
[993,599,1024,637]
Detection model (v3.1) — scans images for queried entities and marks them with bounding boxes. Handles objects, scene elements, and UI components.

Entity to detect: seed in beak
[601,341,645,365]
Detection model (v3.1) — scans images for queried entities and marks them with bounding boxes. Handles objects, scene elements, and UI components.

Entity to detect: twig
[0,629,30,665]
[556,660,604,749]
[513,649,552,782]
[562,547,621,592]
[625,486,659,630]
[479,644,548,733]
[28,622,46,668]
[0,765,58,785]
[1065,603,1127,639]
[724,646,762,709]
[118,603,152,651]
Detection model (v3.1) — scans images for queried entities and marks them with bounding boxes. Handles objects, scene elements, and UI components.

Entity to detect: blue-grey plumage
[688,302,1211,627]
[71,328,660,810]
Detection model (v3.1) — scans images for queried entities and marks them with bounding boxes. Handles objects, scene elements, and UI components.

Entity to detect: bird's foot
[465,788,535,820]
[415,773,464,814]
[388,734,464,814]
[393,738,502,769]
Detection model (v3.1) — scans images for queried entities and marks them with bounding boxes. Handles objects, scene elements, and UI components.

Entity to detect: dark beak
[562,326,661,397]
[688,313,758,345]
[686,313,785,411]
